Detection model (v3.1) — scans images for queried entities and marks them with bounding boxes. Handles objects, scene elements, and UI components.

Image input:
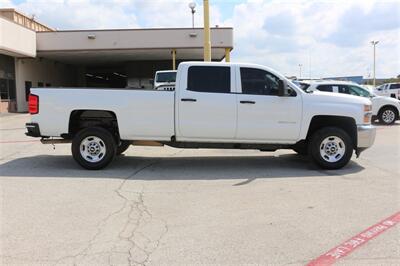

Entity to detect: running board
[132,140,164,146]
[41,138,71,144]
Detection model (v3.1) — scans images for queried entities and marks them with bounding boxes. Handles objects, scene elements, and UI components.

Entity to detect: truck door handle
[181,98,197,102]
[240,100,256,104]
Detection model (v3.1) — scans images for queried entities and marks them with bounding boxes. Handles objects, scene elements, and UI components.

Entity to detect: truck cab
[375,83,400,100]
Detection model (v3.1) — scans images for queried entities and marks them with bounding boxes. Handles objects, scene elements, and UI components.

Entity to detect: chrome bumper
[357,124,376,149]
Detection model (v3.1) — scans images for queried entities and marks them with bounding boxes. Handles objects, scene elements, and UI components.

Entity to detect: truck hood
[309,90,371,105]
[372,95,400,105]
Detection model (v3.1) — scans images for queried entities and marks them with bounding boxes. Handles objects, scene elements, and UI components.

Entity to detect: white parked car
[374,83,400,100]
[25,62,375,170]
[298,80,400,125]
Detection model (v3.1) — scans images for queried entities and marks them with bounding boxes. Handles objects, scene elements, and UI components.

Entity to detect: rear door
[176,65,237,140]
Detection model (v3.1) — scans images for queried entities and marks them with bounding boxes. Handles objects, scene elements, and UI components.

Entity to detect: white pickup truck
[26,62,376,170]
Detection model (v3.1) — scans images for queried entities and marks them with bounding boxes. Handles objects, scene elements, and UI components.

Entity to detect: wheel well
[68,110,120,139]
[306,115,357,148]
[378,105,399,118]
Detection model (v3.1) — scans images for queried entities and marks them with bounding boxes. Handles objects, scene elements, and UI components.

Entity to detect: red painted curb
[307,211,400,266]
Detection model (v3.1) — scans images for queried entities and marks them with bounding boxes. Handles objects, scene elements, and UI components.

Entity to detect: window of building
[187,66,231,93]
[25,81,32,101]
[240,68,280,96]
[46,83,51,87]
[38,82,44,87]
[0,55,16,101]
[0,79,16,101]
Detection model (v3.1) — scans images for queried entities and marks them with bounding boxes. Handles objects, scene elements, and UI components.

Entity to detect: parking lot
[0,113,399,265]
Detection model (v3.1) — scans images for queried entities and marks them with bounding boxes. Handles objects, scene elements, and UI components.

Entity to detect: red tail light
[28,94,39,114]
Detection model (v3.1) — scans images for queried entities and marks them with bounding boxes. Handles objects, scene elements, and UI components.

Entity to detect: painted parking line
[307,211,400,266]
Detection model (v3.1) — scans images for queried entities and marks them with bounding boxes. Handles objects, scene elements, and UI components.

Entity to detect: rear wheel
[308,127,353,170]
[378,107,397,125]
[72,127,116,170]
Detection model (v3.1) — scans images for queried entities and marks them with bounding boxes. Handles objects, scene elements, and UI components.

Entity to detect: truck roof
[179,61,285,80]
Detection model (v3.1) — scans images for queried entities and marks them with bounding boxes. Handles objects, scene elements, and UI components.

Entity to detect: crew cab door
[235,67,302,142]
[377,84,391,97]
[176,65,237,140]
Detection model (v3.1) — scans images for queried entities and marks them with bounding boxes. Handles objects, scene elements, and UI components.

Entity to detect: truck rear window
[156,72,176,83]
[187,66,230,93]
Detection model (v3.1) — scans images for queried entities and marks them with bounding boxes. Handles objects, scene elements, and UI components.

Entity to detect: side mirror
[149,79,154,86]
[278,80,286,97]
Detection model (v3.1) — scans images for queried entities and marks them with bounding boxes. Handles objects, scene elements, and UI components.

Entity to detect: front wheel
[71,127,116,170]
[308,127,353,170]
[378,107,397,125]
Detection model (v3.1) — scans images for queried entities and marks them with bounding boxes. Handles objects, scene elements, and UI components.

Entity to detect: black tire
[71,127,116,170]
[308,127,353,170]
[293,146,308,156]
[116,140,131,155]
[378,106,397,125]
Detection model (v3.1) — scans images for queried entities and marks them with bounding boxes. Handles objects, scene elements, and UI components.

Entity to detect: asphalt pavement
[0,114,399,265]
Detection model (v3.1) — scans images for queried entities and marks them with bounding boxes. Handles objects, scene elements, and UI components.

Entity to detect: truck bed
[30,88,175,140]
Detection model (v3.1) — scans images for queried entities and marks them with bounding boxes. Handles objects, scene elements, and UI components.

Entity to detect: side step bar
[40,138,164,147]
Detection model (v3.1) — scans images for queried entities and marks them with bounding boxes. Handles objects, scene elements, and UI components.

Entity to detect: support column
[225,48,231,62]
[171,49,177,70]
[203,0,211,61]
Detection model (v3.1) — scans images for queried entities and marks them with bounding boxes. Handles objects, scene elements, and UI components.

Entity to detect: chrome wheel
[382,109,395,124]
[80,136,107,163]
[319,136,346,163]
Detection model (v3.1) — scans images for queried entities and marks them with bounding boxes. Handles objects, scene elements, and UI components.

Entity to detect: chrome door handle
[181,98,197,102]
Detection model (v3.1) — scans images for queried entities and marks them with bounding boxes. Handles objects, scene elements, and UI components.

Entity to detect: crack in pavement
[54,160,168,266]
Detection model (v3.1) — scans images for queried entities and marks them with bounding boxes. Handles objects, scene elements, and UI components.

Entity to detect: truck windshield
[156,72,176,83]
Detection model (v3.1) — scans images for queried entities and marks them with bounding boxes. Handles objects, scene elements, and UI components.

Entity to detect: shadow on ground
[0,153,365,182]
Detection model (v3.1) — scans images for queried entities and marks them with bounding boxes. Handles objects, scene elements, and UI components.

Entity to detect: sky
[1,0,399,78]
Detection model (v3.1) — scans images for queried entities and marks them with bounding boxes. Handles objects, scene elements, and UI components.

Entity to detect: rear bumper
[25,123,41,137]
[356,124,376,156]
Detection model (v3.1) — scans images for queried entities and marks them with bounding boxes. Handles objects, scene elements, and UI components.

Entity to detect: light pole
[298,64,303,79]
[203,0,211,61]
[189,2,196,28]
[371,40,379,87]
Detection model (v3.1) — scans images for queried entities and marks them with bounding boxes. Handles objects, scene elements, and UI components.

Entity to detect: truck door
[176,65,237,140]
[235,67,302,142]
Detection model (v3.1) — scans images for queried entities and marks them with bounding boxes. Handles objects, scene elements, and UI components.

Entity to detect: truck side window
[338,85,350,94]
[348,85,370,97]
[317,85,333,92]
[240,68,280,96]
[187,66,230,93]
[390,84,400,90]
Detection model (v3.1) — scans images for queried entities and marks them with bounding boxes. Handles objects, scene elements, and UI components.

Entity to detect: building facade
[0,8,233,112]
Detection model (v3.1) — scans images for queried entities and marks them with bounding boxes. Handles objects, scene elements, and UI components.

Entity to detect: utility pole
[298,64,302,79]
[203,0,211,61]
[308,51,312,79]
[371,40,379,87]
